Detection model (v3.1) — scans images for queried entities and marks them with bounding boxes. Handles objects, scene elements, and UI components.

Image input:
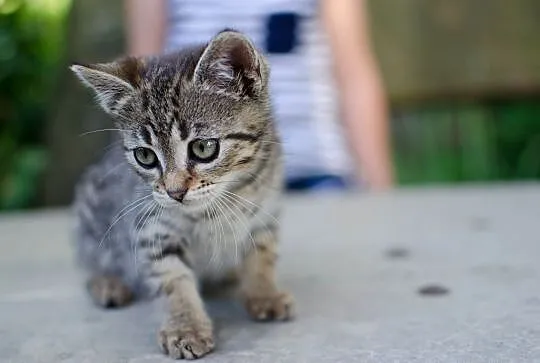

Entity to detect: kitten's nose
[166,188,188,202]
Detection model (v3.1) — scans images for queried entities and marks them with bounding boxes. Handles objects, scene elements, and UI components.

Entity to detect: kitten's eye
[189,139,220,162]
[134,147,158,168]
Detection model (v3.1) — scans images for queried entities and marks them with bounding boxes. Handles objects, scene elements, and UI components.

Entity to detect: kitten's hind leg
[87,275,134,308]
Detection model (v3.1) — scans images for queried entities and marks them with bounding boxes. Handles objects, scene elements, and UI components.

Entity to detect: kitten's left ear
[70,57,142,114]
[193,30,269,98]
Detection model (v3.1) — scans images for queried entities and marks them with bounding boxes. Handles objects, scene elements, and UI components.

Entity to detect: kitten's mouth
[152,191,178,207]
[181,189,214,207]
[153,186,218,211]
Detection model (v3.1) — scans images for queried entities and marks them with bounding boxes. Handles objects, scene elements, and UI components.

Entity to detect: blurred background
[0,0,539,211]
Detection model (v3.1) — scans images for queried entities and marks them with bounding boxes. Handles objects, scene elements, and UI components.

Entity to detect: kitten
[71,30,293,360]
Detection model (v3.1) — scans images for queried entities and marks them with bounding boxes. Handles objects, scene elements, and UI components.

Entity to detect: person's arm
[321,0,394,190]
[124,0,167,56]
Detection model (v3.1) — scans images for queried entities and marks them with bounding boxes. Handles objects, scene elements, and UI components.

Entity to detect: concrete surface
[1,185,540,362]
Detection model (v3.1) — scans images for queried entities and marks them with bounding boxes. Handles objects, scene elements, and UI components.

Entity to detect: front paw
[158,318,214,360]
[244,291,295,321]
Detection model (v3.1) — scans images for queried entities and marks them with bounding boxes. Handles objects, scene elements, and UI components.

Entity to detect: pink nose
[166,188,188,202]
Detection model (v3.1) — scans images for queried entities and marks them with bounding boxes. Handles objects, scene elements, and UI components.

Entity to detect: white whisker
[154,205,165,260]
[203,204,214,265]
[205,202,220,269]
[98,163,124,183]
[211,192,239,267]
[221,189,279,225]
[208,196,227,268]
[212,202,226,268]
[79,128,131,137]
[103,139,123,152]
[98,194,152,248]
[220,190,279,255]
[212,192,253,264]
[210,179,281,191]
[134,201,157,267]
[218,192,257,254]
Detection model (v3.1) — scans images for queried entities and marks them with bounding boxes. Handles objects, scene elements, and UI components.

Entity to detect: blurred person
[125,0,394,192]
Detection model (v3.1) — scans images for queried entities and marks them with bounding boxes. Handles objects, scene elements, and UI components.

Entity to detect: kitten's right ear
[193,30,268,99]
[70,58,142,113]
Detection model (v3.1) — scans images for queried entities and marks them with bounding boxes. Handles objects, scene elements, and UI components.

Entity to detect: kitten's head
[72,30,278,210]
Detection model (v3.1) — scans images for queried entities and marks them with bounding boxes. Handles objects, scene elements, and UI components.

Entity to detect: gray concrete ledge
[1,185,539,362]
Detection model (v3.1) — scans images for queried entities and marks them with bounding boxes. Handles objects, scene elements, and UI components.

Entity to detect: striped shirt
[165,0,352,180]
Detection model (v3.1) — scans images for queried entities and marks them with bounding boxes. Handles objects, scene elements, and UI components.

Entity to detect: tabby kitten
[71,30,293,360]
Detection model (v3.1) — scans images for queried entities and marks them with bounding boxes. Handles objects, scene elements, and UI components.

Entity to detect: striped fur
[72,31,293,360]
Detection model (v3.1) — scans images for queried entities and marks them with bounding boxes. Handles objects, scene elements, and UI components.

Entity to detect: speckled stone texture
[1,185,539,362]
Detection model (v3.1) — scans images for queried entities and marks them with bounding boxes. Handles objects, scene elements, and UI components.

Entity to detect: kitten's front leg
[154,256,214,359]
[240,228,295,321]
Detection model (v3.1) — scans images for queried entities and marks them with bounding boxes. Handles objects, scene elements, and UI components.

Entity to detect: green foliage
[393,100,540,184]
[0,0,70,210]
[492,100,540,179]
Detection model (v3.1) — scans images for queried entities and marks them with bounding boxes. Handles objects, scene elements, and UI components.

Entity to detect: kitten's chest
[188,214,252,280]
